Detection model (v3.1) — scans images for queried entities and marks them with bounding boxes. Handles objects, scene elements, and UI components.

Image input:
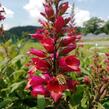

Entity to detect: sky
[0,0,109,30]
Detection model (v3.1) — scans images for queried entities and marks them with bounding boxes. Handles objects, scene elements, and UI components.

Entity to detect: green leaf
[10,81,25,93]
[103,101,109,109]
[0,98,12,108]
[69,85,85,108]
[37,95,46,109]
[97,103,105,109]
[81,91,89,109]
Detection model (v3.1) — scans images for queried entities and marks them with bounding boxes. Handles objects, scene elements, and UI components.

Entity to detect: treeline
[4,26,38,40]
[1,17,109,42]
[77,17,109,35]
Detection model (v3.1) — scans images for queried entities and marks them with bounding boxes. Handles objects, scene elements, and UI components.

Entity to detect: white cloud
[24,0,90,27]
[77,0,87,2]
[67,5,91,26]
[77,0,94,2]
[4,23,13,30]
[2,7,14,18]
[24,0,45,25]
[74,8,91,26]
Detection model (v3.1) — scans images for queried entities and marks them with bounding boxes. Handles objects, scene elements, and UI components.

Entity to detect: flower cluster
[26,0,81,102]
[0,4,5,21]
[0,4,5,36]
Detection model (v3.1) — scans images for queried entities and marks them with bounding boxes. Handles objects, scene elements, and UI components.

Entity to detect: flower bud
[83,76,90,85]
[28,48,46,58]
[44,4,54,19]
[54,16,65,33]
[59,2,68,15]
[60,44,76,55]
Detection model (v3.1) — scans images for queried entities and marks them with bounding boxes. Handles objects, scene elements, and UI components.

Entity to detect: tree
[103,20,109,34]
[83,17,104,35]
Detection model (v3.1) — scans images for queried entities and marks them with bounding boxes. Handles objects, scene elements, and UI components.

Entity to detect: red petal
[54,16,65,33]
[61,44,76,54]
[60,36,76,46]
[32,33,45,40]
[41,38,54,53]
[31,85,47,96]
[59,2,68,15]
[59,55,80,72]
[44,4,54,18]
[51,91,62,102]
[67,80,78,90]
[30,76,45,87]
[47,77,66,92]
[32,58,50,72]
[28,48,46,58]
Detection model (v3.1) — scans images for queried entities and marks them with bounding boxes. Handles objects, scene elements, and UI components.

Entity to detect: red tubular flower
[30,76,45,87]
[25,76,47,96]
[0,15,5,20]
[25,76,45,90]
[31,85,47,96]
[44,4,54,19]
[47,77,66,102]
[65,17,71,25]
[32,33,45,41]
[59,55,80,73]
[32,29,45,41]
[50,91,62,102]
[39,20,49,29]
[102,76,109,83]
[67,80,78,91]
[60,44,76,55]
[41,38,54,53]
[32,58,50,72]
[59,2,68,15]
[54,16,65,33]
[60,36,76,47]
[76,34,81,41]
[28,48,46,58]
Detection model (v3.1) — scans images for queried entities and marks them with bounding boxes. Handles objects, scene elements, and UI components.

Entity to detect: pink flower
[83,76,90,85]
[105,53,109,57]
[59,55,80,73]
[60,44,76,55]
[41,38,54,53]
[32,58,50,72]
[28,48,46,58]
[44,4,54,19]
[59,2,68,15]
[54,16,65,33]
[102,76,109,83]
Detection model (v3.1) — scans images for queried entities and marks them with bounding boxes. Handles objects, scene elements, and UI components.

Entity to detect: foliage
[82,17,104,35]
